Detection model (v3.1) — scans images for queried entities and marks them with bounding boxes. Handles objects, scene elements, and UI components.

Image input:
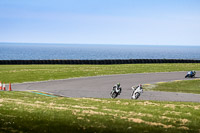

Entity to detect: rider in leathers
[132,84,142,93]
[113,83,122,95]
[188,70,196,77]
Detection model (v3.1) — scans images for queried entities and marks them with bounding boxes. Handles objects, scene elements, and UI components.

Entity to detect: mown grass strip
[27,90,62,97]
[144,79,200,94]
[0,91,200,133]
[30,91,57,97]
[0,63,200,83]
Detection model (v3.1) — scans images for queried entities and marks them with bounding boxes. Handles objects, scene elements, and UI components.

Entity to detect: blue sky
[0,0,200,45]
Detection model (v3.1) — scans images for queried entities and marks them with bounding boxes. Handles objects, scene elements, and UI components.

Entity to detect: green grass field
[0,63,200,83]
[0,91,200,133]
[1,64,200,132]
[144,79,200,94]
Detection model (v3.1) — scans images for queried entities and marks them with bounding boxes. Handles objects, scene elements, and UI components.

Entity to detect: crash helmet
[139,84,142,87]
[192,70,196,74]
[117,83,120,87]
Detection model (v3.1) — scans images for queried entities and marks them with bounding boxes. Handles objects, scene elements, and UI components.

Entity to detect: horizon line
[0,41,200,47]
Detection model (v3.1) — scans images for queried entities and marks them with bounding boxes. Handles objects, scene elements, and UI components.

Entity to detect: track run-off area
[12,71,200,102]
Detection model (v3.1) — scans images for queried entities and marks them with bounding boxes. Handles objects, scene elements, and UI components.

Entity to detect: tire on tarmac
[135,92,140,99]
[110,91,118,99]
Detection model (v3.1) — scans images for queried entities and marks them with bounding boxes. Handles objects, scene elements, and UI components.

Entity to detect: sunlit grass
[144,79,200,94]
[0,91,200,133]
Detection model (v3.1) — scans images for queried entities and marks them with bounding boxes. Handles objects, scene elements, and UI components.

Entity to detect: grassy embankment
[0,91,200,133]
[1,63,200,132]
[144,79,200,94]
[0,63,200,83]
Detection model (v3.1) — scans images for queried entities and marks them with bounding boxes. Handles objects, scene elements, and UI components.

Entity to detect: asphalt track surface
[12,71,200,102]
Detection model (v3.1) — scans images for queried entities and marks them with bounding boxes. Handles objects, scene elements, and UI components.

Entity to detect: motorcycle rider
[192,70,196,76]
[112,83,122,95]
[132,84,142,93]
[131,84,143,99]
[187,70,196,77]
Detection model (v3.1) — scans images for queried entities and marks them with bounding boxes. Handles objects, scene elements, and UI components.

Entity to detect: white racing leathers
[131,85,143,99]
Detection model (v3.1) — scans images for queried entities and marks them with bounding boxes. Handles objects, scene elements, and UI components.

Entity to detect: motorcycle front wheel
[111,92,118,99]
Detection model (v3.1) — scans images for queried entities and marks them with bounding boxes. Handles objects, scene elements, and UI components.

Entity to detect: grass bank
[144,79,200,94]
[0,63,200,83]
[0,91,200,133]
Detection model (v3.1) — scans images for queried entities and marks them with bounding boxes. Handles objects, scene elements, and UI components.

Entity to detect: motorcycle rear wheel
[135,92,140,99]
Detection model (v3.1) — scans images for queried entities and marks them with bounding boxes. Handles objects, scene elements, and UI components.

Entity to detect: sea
[0,43,200,60]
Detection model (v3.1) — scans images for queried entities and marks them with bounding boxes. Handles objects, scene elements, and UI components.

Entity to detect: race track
[12,71,200,102]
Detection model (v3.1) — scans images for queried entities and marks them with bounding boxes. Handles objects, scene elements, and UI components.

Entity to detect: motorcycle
[110,87,121,99]
[185,71,196,78]
[131,84,143,100]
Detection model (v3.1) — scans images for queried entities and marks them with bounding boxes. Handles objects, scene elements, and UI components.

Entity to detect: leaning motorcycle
[110,87,121,99]
[131,85,143,100]
[185,71,196,78]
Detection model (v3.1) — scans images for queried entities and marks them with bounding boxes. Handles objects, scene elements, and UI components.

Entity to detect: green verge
[0,63,200,83]
[144,79,200,94]
[0,91,200,133]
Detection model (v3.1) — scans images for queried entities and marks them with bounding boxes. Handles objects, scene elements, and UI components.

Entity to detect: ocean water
[0,43,200,60]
